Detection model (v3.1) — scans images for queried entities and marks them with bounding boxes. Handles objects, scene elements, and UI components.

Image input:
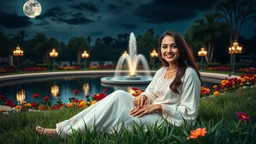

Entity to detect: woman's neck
[168,62,179,71]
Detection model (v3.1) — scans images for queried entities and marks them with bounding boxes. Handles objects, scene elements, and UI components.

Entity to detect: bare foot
[36,126,57,136]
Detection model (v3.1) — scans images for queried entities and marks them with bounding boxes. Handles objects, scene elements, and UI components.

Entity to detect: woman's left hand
[130,104,161,118]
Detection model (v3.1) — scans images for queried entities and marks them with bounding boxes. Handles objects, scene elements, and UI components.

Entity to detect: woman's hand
[133,95,147,108]
[130,104,162,118]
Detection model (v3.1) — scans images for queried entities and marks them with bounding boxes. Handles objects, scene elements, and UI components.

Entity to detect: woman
[36,30,201,137]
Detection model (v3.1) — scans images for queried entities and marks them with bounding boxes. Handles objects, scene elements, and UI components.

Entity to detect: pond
[0,75,218,105]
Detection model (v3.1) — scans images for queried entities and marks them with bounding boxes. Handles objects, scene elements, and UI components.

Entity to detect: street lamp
[198,47,207,71]
[13,45,24,72]
[81,50,89,69]
[150,49,158,69]
[122,50,128,56]
[49,48,58,71]
[229,41,242,74]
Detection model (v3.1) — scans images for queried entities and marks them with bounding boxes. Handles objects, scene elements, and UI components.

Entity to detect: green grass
[0,88,256,143]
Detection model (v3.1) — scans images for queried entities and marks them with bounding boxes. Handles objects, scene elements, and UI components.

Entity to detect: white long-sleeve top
[139,67,201,126]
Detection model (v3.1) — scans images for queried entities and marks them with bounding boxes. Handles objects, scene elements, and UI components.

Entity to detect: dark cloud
[0,12,32,28]
[118,0,133,6]
[135,0,216,24]
[35,20,50,26]
[71,12,84,17]
[36,7,67,20]
[107,4,122,14]
[57,17,93,25]
[88,31,104,36]
[70,2,98,12]
[119,24,137,29]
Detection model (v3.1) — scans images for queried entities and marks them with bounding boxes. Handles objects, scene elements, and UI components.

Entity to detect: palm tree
[31,33,61,63]
[67,36,90,64]
[186,13,229,64]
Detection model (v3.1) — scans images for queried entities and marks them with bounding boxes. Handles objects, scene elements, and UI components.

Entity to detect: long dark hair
[158,30,201,94]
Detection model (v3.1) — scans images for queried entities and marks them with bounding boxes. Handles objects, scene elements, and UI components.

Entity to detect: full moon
[23,0,42,18]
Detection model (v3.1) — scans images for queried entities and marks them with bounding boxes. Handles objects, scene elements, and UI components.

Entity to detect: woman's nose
[166,46,172,52]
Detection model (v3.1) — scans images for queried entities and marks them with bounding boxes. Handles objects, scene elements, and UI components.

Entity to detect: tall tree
[31,33,61,63]
[186,13,229,63]
[0,29,14,56]
[216,0,256,44]
[67,36,90,64]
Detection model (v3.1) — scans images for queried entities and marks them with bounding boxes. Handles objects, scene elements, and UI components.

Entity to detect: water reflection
[51,84,59,98]
[16,89,26,105]
[83,83,89,96]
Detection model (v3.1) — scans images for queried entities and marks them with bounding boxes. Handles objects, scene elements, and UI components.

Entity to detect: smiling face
[160,35,180,65]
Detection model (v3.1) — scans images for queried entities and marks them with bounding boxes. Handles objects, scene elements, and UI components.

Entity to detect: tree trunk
[77,52,81,64]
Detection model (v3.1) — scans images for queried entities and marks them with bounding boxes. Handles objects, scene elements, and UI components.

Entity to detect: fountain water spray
[101,32,153,84]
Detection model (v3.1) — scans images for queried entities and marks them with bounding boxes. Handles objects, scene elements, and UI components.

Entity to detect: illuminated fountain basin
[101,32,152,84]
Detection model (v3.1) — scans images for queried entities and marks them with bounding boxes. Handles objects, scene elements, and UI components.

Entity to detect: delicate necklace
[167,67,178,73]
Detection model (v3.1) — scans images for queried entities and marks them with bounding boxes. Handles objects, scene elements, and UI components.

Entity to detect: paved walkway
[0,70,239,112]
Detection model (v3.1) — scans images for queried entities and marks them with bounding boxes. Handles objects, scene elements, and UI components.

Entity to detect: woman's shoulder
[184,67,199,78]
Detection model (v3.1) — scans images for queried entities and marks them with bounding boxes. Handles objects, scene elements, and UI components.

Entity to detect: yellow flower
[24,103,31,107]
[66,102,74,108]
[213,85,218,89]
[213,91,220,96]
[90,100,97,106]
[15,105,22,110]
[78,100,87,108]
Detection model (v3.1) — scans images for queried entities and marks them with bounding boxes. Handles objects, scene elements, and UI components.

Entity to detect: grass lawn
[0,88,255,143]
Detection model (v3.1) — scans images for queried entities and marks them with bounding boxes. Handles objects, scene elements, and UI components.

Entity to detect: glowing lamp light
[198,48,207,57]
[49,48,58,58]
[150,49,158,57]
[51,85,59,97]
[16,90,26,105]
[82,50,89,58]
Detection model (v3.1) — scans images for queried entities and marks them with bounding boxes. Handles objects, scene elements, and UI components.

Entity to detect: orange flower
[213,91,220,96]
[187,128,207,140]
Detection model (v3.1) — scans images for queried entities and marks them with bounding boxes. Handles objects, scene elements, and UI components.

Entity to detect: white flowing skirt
[56,90,164,138]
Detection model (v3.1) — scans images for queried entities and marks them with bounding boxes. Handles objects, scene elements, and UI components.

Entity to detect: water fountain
[101,32,153,84]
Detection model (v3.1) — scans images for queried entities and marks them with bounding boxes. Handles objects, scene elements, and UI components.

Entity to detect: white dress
[56,67,201,137]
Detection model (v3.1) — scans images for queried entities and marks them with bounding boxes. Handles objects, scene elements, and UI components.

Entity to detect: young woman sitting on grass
[36,30,201,138]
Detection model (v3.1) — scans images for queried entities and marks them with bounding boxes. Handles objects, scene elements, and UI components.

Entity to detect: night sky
[0,0,255,43]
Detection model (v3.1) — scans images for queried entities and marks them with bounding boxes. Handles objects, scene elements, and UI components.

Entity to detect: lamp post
[229,41,242,74]
[13,45,24,72]
[198,47,207,71]
[150,49,158,70]
[49,48,58,71]
[81,50,89,69]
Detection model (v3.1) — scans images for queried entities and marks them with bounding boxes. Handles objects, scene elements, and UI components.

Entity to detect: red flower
[93,92,107,101]
[43,96,49,101]
[73,89,79,96]
[32,93,40,98]
[236,112,250,122]
[31,102,38,107]
[103,88,108,93]
[0,94,5,100]
[132,87,138,90]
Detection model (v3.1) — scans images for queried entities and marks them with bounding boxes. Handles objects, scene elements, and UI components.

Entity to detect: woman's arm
[161,68,201,126]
